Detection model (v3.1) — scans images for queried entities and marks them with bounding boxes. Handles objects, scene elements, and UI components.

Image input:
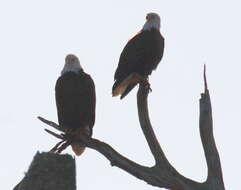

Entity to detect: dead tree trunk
[37,67,225,190]
[13,152,76,190]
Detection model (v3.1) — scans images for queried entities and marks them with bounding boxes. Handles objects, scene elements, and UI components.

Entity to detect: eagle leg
[56,141,72,154]
[44,128,73,154]
[49,140,66,153]
[140,77,152,92]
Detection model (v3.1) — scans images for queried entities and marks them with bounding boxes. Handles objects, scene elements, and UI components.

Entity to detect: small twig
[50,140,65,152]
[203,64,208,92]
[57,141,72,154]
[44,129,65,140]
[38,116,65,132]
[38,117,72,154]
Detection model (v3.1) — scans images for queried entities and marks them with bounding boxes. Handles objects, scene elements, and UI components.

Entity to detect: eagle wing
[55,72,96,135]
[113,30,164,98]
[114,32,150,81]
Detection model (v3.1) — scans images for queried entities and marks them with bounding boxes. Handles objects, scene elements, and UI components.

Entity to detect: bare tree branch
[81,137,163,187]
[199,66,225,189]
[38,116,64,132]
[137,82,174,168]
[38,66,225,190]
[38,117,164,187]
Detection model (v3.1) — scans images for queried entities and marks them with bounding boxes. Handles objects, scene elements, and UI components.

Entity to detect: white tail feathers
[112,73,142,97]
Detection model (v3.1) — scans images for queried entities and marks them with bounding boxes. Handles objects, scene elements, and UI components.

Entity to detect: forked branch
[39,66,225,189]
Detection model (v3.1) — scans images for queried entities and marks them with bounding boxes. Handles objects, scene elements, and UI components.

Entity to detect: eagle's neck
[142,20,160,31]
[61,64,83,75]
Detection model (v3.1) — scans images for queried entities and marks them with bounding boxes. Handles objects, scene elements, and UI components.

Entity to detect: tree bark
[14,152,76,190]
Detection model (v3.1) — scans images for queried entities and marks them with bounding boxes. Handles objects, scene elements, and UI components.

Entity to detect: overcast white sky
[0,0,240,189]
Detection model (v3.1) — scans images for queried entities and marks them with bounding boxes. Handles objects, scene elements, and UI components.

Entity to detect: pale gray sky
[0,0,240,189]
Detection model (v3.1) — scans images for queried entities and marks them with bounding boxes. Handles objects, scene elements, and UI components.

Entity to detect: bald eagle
[112,13,164,99]
[55,54,96,156]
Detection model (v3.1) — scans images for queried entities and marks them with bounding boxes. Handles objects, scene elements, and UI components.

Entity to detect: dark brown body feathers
[112,29,164,99]
[55,71,96,135]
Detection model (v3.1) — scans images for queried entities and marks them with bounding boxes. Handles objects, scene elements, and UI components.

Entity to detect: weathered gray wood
[199,67,225,190]
[14,152,76,190]
[137,82,170,167]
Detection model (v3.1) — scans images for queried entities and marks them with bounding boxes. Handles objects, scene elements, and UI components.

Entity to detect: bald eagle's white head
[142,12,160,31]
[61,54,83,75]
